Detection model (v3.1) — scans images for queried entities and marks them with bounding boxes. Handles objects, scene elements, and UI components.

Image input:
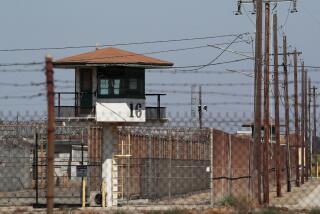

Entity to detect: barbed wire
[0,81,317,88]
[0,93,44,100]
[0,68,43,73]
[146,81,320,87]
[0,81,45,87]
[146,90,253,97]
[149,101,254,106]
[0,62,43,67]
[146,82,253,87]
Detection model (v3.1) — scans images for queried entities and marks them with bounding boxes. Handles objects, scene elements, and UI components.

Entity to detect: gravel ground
[270,178,320,210]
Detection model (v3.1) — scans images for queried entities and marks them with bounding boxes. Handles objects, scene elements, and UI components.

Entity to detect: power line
[50,37,251,64]
[0,33,250,52]
[180,34,246,72]
[149,57,252,72]
[0,41,251,68]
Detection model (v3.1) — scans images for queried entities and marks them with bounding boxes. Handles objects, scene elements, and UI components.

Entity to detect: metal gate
[0,123,100,207]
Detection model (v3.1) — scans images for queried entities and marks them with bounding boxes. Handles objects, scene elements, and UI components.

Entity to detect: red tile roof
[53,47,174,68]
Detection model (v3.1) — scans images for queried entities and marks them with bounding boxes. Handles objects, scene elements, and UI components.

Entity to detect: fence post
[157,94,161,120]
[210,128,214,206]
[81,130,85,206]
[45,55,55,214]
[58,93,61,117]
[168,131,172,199]
[127,132,131,204]
[35,132,39,206]
[102,180,106,208]
[248,134,252,200]
[147,132,152,198]
[228,134,232,196]
[82,178,86,207]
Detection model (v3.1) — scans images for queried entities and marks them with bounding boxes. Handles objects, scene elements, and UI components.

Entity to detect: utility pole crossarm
[235,0,298,15]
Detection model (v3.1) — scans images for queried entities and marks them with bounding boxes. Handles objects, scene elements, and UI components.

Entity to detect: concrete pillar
[101,124,118,207]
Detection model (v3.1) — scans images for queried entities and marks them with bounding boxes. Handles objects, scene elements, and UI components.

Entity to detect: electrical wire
[177,34,246,72]
[150,58,252,72]
[50,38,251,64]
[0,39,251,68]
[0,33,251,52]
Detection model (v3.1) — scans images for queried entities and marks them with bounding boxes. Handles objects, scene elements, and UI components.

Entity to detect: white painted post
[101,125,118,207]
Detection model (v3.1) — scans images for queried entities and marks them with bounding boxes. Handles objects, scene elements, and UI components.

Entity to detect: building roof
[53,47,174,68]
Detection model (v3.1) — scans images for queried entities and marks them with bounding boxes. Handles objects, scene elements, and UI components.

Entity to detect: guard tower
[54,47,173,122]
[53,47,173,207]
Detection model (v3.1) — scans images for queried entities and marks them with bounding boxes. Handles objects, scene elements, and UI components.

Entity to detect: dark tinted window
[97,67,144,98]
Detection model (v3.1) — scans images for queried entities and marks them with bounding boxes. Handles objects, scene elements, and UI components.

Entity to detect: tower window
[129,78,138,90]
[99,79,109,95]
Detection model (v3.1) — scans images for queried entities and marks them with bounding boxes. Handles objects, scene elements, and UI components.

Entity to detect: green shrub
[114,211,128,214]
[219,195,254,214]
[257,207,281,214]
[163,210,185,214]
[310,208,320,214]
[146,211,162,214]
[220,195,238,207]
[147,210,185,214]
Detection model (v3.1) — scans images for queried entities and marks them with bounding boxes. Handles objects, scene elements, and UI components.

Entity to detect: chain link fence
[0,113,318,212]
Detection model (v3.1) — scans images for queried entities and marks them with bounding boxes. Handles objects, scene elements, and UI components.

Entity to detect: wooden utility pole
[263,0,270,204]
[313,86,318,174]
[308,79,312,176]
[253,0,263,204]
[273,13,281,197]
[293,50,300,187]
[282,35,291,192]
[301,62,305,184]
[305,71,309,181]
[45,55,55,214]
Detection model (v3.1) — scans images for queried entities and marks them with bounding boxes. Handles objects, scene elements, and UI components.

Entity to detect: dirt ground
[0,206,318,214]
[1,180,320,214]
[270,178,320,210]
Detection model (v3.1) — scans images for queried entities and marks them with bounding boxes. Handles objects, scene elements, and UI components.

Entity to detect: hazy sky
[0,0,319,117]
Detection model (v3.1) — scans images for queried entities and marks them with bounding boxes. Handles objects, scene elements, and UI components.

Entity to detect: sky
[0,0,319,121]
